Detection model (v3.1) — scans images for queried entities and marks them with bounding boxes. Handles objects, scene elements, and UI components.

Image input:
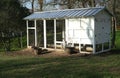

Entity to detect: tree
[38,0,43,11]
[31,0,35,12]
[20,0,44,12]
[112,0,117,48]
[0,0,29,32]
[0,0,29,51]
[19,0,35,12]
[46,0,95,9]
[102,0,117,48]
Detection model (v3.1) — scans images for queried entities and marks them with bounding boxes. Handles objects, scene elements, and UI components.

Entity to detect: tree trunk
[31,0,35,12]
[67,0,73,9]
[91,0,95,7]
[112,0,116,48]
[38,0,43,11]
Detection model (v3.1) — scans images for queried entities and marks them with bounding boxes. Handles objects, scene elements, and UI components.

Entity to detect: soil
[3,48,90,58]
[3,48,120,58]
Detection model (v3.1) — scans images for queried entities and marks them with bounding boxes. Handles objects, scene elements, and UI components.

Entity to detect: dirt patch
[5,48,119,58]
[3,48,90,58]
[4,48,35,56]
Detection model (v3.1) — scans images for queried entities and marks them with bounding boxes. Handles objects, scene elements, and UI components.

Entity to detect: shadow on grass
[109,49,120,54]
[97,49,120,57]
[0,58,104,78]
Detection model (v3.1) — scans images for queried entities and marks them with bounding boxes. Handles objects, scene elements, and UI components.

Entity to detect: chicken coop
[24,7,113,54]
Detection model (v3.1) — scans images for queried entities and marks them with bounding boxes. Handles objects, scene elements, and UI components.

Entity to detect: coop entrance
[55,20,65,49]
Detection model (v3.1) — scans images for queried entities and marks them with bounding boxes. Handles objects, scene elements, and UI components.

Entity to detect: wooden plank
[26,20,29,47]
[34,20,37,46]
[54,19,56,49]
[43,20,47,48]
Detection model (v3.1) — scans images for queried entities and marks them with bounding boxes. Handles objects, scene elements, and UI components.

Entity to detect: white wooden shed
[24,7,113,54]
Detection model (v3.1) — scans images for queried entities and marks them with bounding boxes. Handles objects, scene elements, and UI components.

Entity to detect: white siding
[65,17,94,44]
[95,10,111,44]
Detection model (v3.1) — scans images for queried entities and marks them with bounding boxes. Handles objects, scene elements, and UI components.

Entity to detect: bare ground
[3,48,120,58]
[3,48,90,58]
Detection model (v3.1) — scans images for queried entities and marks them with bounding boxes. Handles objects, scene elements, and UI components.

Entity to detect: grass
[0,53,120,78]
[0,31,120,78]
[115,30,120,49]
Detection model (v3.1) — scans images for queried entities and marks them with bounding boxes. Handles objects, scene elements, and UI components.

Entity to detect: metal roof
[24,7,110,20]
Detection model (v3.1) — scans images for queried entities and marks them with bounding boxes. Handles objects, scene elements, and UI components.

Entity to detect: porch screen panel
[28,29,35,46]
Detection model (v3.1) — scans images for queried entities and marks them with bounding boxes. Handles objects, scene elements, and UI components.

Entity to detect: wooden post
[93,32,96,54]
[34,20,37,46]
[109,40,111,50]
[65,19,68,44]
[62,21,65,48]
[79,39,81,53]
[93,42,96,54]
[20,32,23,48]
[54,19,56,49]
[43,20,47,48]
[102,43,104,52]
[62,23,65,40]
[26,20,29,47]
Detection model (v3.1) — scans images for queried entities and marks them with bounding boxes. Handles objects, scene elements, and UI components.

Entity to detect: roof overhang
[24,7,109,20]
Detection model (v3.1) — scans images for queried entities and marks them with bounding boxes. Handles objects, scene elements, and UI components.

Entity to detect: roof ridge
[35,6,105,14]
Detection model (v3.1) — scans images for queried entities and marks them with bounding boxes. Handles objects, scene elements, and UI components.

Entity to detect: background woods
[0,0,120,51]
[0,0,29,51]
[19,0,120,25]
[0,0,29,32]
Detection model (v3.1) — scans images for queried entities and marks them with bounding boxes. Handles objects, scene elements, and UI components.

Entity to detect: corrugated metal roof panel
[24,7,108,20]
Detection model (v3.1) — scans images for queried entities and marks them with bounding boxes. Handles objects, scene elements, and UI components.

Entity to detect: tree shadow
[97,49,120,57]
[40,49,52,54]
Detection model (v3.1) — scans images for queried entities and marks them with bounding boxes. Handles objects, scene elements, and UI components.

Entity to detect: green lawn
[0,31,120,78]
[0,52,120,78]
[116,30,120,49]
